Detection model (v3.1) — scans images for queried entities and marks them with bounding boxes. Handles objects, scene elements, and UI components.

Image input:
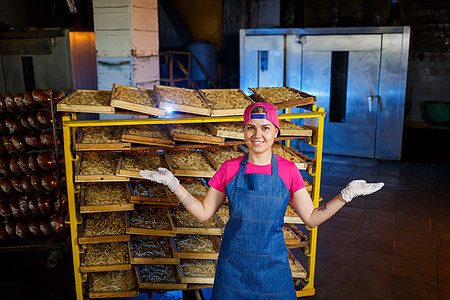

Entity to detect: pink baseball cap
[243,102,280,136]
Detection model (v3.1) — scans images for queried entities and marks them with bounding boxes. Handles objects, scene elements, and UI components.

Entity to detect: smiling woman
[139,101,384,300]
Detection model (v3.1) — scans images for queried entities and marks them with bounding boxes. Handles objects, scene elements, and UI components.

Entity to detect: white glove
[139,167,179,193]
[341,180,384,203]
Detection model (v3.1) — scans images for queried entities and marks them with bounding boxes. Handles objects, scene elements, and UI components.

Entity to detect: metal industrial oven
[240,27,410,160]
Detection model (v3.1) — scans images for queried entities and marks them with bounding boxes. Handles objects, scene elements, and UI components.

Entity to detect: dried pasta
[83,212,127,236]
[140,265,178,283]
[84,242,129,266]
[202,89,253,109]
[157,86,207,108]
[181,260,216,278]
[79,152,121,175]
[171,207,218,228]
[130,237,172,258]
[114,84,156,106]
[174,235,216,253]
[64,90,111,106]
[89,270,135,292]
[169,150,214,171]
[129,208,171,230]
[252,87,302,104]
[126,125,171,139]
[84,183,129,206]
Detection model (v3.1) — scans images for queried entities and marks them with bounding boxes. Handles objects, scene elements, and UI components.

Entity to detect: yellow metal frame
[62,106,326,300]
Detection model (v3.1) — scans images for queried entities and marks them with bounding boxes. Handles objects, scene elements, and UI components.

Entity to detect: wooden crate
[129,236,179,265]
[279,120,313,137]
[205,146,246,170]
[121,126,175,147]
[126,208,176,237]
[74,152,129,183]
[169,178,209,202]
[284,204,304,224]
[165,149,216,178]
[127,181,178,206]
[169,124,225,145]
[283,226,301,246]
[110,83,165,116]
[199,88,255,116]
[56,90,115,113]
[288,249,307,279]
[87,270,139,299]
[78,212,129,244]
[75,127,131,151]
[80,242,131,273]
[135,265,187,290]
[177,260,216,284]
[116,150,165,179]
[155,85,211,116]
[272,142,309,170]
[205,122,244,140]
[249,87,317,110]
[171,235,220,260]
[169,207,223,236]
[79,183,134,213]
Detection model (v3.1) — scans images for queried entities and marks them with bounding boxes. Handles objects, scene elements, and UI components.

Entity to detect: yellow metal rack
[62,105,325,299]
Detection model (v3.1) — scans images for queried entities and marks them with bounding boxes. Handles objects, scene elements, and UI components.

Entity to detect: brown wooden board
[249,87,317,110]
[127,181,178,206]
[80,242,132,272]
[135,265,187,290]
[169,124,225,145]
[56,89,115,113]
[165,149,217,178]
[177,260,216,284]
[129,236,179,265]
[75,127,131,151]
[171,235,220,260]
[74,152,129,183]
[283,226,302,246]
[199,88,255,116]
[279,120,313,137]
[126,208,176,237]
[121,126,175,147]
[288,249,307,278]
[169,207,223,236]
[155,85,211,116]
[111,83,165,117]
[79,183,134,213]
[205,122,244,140]
[88,270,139,299]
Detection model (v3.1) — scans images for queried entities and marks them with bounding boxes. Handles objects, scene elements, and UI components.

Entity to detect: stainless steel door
[239,33,284,94]
[301,35,382,158]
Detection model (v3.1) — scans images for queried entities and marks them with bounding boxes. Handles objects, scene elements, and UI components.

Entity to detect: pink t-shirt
[208,155,306,196]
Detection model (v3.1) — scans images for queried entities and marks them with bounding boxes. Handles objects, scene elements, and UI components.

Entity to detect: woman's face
[244,118,278,155]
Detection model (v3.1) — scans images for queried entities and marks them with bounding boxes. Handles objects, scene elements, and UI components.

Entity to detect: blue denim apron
[211,153,296,299]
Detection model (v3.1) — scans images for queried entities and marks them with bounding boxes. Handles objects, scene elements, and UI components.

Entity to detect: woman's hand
[340,180,384,203]
[139,167,179,193]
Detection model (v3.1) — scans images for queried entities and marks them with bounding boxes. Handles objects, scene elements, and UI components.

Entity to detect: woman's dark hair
[251,106,267,114]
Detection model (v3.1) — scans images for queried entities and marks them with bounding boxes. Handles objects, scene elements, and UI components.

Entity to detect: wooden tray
[288,249,307,279]
[116,151,166,179]
[169,124,225,145]
[121,126,175,148]
[279,120,313,137]
[78,212,130,245]
[111,83,165,117]
[283,226,302,246]
[177,260,216,284]
[75,152,129,183]
[129,236,179,265]
[205,122,244,140]
[171,235,220,260]
[79,183,134,213]
[169,178,209,202]
[272,142,308,170]
[155,85,211,116]
[128,181,177,206]
[135,265,187,290]
[57,90,115,113]
[126,208,176,237]
[199,88,254,116]
[205,146,246,170]
[75,127,131,151]
[249,87,317,110]
[284,204,303,224]
[165,149,217,178]
[169,207,223,236]
[88,270,139,299]
[80,242,131,273]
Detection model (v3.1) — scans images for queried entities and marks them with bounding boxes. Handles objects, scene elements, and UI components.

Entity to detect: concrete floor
[0,128,449,300]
